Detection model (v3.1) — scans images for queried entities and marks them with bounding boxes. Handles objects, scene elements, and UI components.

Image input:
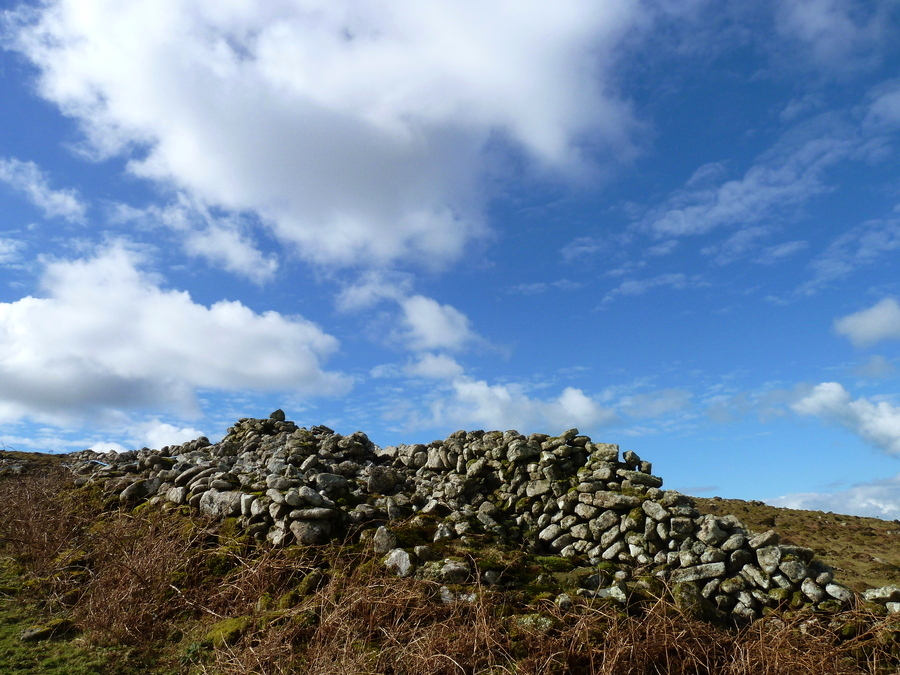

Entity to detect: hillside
[3,422,900,674]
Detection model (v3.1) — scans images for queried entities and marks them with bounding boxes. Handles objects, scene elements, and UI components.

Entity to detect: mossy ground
[0,558,140,675]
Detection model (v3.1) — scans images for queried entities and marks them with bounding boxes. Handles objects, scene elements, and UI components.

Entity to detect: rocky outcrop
[65,412,885,623]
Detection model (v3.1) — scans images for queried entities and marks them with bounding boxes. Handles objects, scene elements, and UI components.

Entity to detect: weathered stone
[669,562,726,583]
[199,490,242,518]
[641,500,668,521]
[384,549,415,577]
[315,473,349,492]
[289,519,330,545]
[440,560,471,583]
[748,530,779,549]
[526,480,552,497]
[616,469,663,488]
[779,560,808,584]
[593,492,641,510]
[696,518,728,546]
[863,586,900,603]
[373,526,397,555]
[825,583,854,603]
[756,546,781,574]
[166,485,189,505]
[801,578,825,603]
[720,533,746,552]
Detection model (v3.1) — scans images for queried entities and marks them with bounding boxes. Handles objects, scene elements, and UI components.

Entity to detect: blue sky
[1,1,900,517]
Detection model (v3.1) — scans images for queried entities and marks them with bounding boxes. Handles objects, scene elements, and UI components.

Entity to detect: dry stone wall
[66,412,881,623]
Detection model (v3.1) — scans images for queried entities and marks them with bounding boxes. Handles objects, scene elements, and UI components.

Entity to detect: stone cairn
[62,412,900,622]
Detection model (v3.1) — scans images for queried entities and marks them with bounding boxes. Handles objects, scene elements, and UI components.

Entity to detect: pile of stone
[64,412,885,623]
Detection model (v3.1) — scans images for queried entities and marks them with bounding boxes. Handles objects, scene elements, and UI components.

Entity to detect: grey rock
[756,546,782,575]
[696,517,728,546]
[199,490,242,518]
[592,492,641,510]
[289,519,331,545]
[748,530,779,549]
[315,473,349,492]
[779,560,808,584]
[642,500,668,521]
[669,562,726,583]
[801,578,826,603]
[825,583,854,603]
[440,560,471,583]
[384,548,415,577]
[373,526,397,555]
[863,586,900,603]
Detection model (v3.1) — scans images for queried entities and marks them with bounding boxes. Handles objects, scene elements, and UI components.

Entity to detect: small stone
[289,519,330,545]
[748,530,779,549]
[779,560,808,584]
[825,583,854,604]
[440,560,470,583]
[641,500,668,521]
[756,546,782,575]
[373,526,397,555]
[801,578,825,603]
[669,562,726,583]
[269,409,286,421]
[384,549,415,578]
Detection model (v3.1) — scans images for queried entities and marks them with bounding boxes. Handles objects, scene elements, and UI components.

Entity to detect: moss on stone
[203,616,252,648]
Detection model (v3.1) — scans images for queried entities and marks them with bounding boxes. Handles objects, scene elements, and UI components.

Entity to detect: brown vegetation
[3,460,900,674]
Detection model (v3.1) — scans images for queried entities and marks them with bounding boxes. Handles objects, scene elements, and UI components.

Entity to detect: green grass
[0,558,135,675]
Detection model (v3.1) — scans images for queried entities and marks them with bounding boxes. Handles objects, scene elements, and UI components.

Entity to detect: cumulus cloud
[792,382,900,455]
[0,157,87,222]
[769,474,900,519]
[110,198,278,283]
[835,298,900,347]
[0,244,350,424]
[429,379,617,433]
[399,295,476,352]
[7,0,645,270]
[405,353,465,380]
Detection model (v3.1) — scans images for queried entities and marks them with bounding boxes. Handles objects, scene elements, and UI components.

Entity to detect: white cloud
[8,0,645,270]
[619,389,692,419]
[753,240,808,265]
[112,198,278,283]
[774,0,893,73]
[602,273,701,304]
[509,279,581,295]
[0,244,350,425]
[835,298,900,346]
[0,157,87,222]
[797,216,900,296]
[561,236,607,260]
[792,382,900,455]
[405,353,465,380]
[637,115,852,239]
[769,474,900,519]
[182,223,277,284]
[0,238,25,265]
[853,355,896,379]
[138,419,205,449]
[399,295,476,352]
[430,379,617,433]
[335,271,412,312]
